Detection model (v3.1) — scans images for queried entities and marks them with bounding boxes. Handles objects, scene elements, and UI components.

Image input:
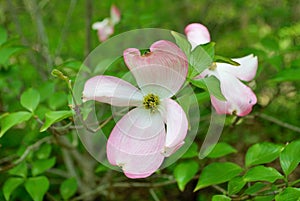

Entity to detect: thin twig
[149,188,161,201]
[256,113,300,133]
[212,185,227,194]
[71,179,180,201]
[46,168,69,178]
[0,136,52,172]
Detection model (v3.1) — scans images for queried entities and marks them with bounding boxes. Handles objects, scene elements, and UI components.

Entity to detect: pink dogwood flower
[82,40,188,178]
[92,5,121,42]
[185,23,258,116]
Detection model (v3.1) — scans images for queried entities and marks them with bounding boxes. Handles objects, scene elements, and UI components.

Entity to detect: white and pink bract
[83,40,188,178]
[92,5,121,42]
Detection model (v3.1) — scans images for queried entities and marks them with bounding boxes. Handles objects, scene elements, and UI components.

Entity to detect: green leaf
[32,157,56,176]
[0,26,8,46]
[228,176,246,195]
[245,142,283,167]
[214,55,240,66]
[190,76,226,101]
[261,37,279,51]
[95,164,109,173]
[275,187,300,201]
[35,143,52,159]
[60,178,78,200]
[270,68,300,83]
[25,176,49,201]
[0,111,32,137]
[190,42,215,74]
[174,161,199,191]
[0,46,24,65]
[207,142,237,158]
[194,162,243,191]
[212,195,231,201]
[243,166,284,183]
[280,141,300,176]
[40,110,73,132]
[48,92,68,110]
[254,195,275,201]
[244,182,266,195]
[8,161,27,178]
[181,143,198,159]
[20,88,40,112]
[3,177,24,201]
[171,31,191,56]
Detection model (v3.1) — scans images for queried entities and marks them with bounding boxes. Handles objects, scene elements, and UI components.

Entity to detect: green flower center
[143,93,160,112]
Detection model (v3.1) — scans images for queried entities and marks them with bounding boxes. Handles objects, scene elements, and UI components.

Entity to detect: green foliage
[280,141,300,176]
[40,110,73,132]
[244,182,266,195]
[0,46,24,67]
[214,55,240,66]
[31,157,56,176]
[245,143,283,167]
[24,176,49,201]
[35,143,52,160]
[0,111,32,137]
[212,195,231,201]
[20,88,40,113]
[190,76,226,101]
[0,26,8,45]
[60,178,78,200]
[190,42,215,75]
[3,177,24,201]
[270,68,300,82]
[8,162,27,178]
[181,142,198,159]
[227,176,246,195]
[207,142,237,158]
[171,31,191,57]
[243,166,283,183]
[174,161,199,191]
[0,1,299,201]
[275,187,300,201]
[194,162,243,191]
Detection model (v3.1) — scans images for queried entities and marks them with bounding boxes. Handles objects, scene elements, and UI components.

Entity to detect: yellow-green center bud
[143,93,160,112]
[209,62,217,71]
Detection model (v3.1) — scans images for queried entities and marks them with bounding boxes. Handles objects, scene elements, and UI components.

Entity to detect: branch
[71,178,181,201]
[256,113,300,133]
[0,136,52,172]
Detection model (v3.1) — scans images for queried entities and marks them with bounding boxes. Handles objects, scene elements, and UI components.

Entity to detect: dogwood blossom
[185,23,258,116]
[92,5,121,42]
[82,40,188,178]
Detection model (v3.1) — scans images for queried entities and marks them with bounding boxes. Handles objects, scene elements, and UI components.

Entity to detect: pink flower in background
[83,40,188,178]
[92,5,121,42]
[185,23,258,116]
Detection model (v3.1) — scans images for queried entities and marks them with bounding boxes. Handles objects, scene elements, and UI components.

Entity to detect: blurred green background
[0,0,299,200]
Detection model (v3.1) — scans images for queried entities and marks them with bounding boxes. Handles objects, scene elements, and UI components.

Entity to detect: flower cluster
[185,23,258,116]
[84,21,258,178]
